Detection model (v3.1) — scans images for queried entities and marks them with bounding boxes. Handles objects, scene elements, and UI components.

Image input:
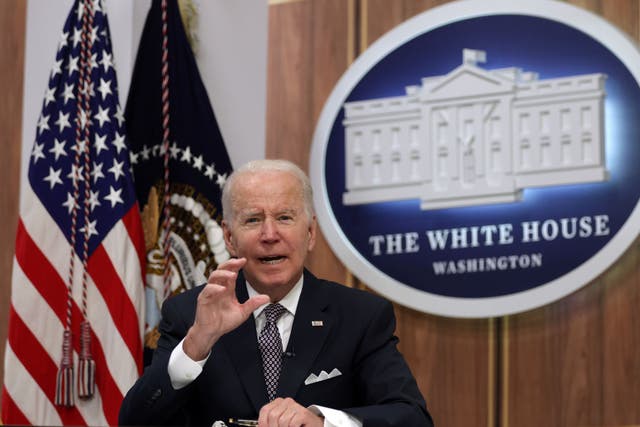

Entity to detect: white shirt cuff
[308,405,362,427]
[167,337,209,389]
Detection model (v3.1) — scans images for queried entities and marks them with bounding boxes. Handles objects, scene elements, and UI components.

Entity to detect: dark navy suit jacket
[119,269,434,426]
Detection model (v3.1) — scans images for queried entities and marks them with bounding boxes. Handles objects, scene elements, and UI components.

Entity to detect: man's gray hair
[221,159,315,223]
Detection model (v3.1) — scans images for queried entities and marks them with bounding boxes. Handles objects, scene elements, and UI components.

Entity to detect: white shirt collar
[246,273,304,318]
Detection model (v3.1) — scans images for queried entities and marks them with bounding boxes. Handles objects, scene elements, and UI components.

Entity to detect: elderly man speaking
[119,159,434,427]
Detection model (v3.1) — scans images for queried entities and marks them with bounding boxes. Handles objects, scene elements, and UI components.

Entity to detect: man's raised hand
[183,258,269,360]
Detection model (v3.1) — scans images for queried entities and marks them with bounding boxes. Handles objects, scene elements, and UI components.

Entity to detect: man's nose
[260,218,279,240]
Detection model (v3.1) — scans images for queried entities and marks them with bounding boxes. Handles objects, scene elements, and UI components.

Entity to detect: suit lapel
[277,270,331,399]
[218,272,269,412]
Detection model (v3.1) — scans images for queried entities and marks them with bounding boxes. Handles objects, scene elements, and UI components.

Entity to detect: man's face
[222,170,316,299]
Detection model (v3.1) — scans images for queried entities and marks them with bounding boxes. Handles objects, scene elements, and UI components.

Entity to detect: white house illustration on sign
[342,49,608,210]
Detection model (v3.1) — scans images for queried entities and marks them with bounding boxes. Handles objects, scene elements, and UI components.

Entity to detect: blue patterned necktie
[258,303,287,401]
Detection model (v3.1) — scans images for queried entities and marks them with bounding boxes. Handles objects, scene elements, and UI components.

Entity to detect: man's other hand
[258,397,324,427]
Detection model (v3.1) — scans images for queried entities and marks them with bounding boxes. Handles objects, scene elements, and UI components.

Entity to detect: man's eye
[278,215,293,222]
[245,217,260,224]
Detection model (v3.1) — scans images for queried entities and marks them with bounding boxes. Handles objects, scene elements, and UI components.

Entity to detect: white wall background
[21,0,268,201]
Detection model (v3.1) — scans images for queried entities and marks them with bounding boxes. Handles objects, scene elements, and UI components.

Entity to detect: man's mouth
[259,255,286,265]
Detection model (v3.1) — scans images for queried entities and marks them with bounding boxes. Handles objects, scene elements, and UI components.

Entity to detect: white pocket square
[304,368,342,385]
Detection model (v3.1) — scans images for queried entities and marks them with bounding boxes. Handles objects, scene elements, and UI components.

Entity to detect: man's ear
[222,220,237,256]
[307,216,317,252]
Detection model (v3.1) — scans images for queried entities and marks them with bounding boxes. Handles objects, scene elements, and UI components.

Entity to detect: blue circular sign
[310,0,640,317]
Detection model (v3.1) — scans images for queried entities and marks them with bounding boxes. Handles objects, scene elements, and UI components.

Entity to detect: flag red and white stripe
[2,0,145,424]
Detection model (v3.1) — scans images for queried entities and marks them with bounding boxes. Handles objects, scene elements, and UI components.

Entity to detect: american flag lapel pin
[311,320,323,327]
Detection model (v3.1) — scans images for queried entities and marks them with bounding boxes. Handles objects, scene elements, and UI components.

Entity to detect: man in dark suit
[119,159,433,427]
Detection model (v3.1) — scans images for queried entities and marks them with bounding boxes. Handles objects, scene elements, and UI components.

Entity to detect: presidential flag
[2,0,145,425]
[125,0,233,358]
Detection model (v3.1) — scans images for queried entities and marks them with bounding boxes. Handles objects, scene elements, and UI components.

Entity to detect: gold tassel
[178,0,199,55]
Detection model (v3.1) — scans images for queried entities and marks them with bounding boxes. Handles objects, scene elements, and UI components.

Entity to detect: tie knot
[263,303,287,323]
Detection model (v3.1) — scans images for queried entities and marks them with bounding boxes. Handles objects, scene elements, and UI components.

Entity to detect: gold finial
[178,0,199,56]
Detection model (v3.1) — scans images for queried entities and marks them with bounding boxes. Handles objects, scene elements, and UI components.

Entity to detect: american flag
[2,0,145,425]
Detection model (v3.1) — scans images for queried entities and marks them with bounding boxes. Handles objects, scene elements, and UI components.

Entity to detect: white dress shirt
[167,276,361,427]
